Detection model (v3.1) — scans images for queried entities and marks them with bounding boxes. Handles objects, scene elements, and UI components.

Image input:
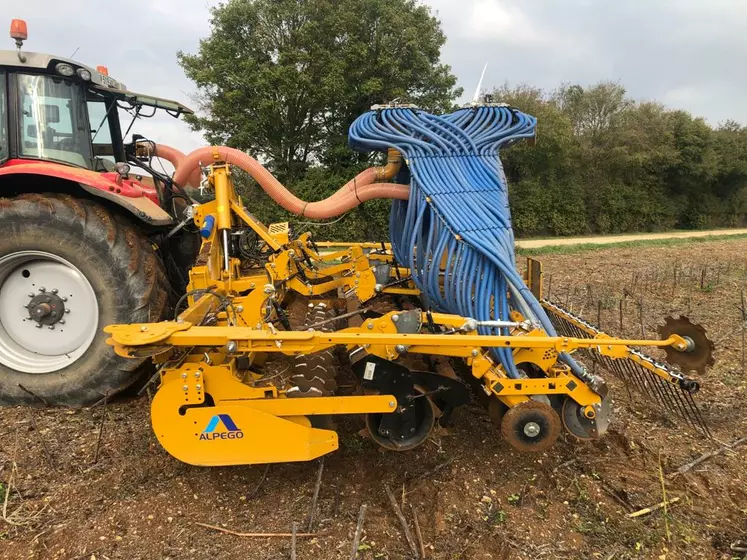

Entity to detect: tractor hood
[0,49,193,115]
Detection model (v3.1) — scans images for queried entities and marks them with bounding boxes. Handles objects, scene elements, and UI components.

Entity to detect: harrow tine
[542,299,711,436]
[656,377,692,428]
[677,388,710,436]
[622,359,663,409]
[683,392,712,438]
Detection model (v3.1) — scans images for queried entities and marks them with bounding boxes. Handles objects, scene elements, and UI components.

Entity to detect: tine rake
[542,299,711,438]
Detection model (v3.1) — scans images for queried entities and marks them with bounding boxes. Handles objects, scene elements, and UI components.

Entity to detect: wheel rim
[0,251,99,373]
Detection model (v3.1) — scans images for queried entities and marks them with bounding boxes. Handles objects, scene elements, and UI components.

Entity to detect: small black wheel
[501,400,561,453]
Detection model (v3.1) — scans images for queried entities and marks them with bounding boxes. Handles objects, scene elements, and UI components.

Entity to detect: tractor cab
[0,19,193,219]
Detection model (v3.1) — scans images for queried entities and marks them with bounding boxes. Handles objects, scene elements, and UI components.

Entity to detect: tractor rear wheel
[0,193,168,406]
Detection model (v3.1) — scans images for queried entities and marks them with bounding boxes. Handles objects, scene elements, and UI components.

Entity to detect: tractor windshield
[17,74,92,168]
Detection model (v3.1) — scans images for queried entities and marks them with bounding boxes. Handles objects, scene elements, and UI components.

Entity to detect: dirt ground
[2,238,747,560]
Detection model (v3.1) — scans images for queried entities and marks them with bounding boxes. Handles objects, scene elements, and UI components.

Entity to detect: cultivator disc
[657,316,715,375]
[543,300,712,438]
[561,396,612,440]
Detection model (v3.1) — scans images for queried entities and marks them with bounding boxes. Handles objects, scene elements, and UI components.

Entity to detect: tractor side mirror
[26,124,37,138]
[42,104,60,123]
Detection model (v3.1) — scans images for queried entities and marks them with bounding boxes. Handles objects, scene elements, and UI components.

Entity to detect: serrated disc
[657,316,715,375]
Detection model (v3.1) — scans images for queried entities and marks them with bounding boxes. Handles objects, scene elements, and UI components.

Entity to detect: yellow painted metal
[107,160,704,466]
[525,257,543,299]
[240,395,397,416]
[106,322,687,358]
[149,355,399,465]
[230,199,282,250]
[541,299,692,381]
[486,375,600,407]
[212,164,234,230]
[151,381,338,466]
[312,241,393,249]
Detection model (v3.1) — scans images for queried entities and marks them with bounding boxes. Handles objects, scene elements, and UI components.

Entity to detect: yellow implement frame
[105,161,708,465]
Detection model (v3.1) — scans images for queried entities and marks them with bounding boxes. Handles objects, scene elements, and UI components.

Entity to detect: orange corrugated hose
[171,146,410,218]
[149,144,202,188]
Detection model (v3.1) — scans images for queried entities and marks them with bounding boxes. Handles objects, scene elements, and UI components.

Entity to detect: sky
[5,0,747,154]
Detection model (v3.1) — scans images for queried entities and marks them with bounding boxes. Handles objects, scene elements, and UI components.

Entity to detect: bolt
[35,324,42,329]
[28,292,34,298]
[65,309,70,314]
[391,314,400,323]
[140,326,148,332]
[62,297,68,302]
[181,373,187,380]
[51,288,58,294]
[235,305,244,313]
[226,341,238,353]
[182,385,189,391]
[374,284,382,293]
[471,349,478,357]
[389,401,395,407]
[395,344,407,353]
[195,370,202,378]
[524,422,541,438]
[355,272,360,278]
[48,325,55,330]
[367,323,374,330]
[196,384,202,391]
[39,287,45,292]
[59,319,65,325]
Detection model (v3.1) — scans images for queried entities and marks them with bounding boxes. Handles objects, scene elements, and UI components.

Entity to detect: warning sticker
[363,362,376,380]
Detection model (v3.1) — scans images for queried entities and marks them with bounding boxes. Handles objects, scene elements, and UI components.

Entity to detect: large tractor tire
[0,194,168,406]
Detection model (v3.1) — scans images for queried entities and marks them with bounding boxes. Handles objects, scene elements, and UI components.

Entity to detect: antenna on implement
[472,62,488,104]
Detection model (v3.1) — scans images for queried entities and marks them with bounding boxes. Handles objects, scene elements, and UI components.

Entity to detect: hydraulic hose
[136,143,202,188]
[350,106,584,379]
[171,146,408,218]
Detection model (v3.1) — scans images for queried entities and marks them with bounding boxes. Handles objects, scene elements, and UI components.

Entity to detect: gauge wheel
[0,193,168,406]
[501,400,561,453]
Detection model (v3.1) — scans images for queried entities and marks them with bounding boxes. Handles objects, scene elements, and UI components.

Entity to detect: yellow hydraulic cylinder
[213,167,233,231]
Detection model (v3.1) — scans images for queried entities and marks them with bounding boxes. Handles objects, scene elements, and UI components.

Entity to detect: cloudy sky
[7,0,746,153]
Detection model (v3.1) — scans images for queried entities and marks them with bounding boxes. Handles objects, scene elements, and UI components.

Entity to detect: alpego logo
[199,414,244,441]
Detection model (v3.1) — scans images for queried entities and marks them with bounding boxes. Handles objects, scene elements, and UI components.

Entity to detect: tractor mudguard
[0,160,173,226]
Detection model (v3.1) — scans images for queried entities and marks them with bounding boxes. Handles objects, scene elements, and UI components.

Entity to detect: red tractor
[0,19,200,406]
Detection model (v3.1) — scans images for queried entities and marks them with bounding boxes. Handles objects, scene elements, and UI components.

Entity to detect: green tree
[178,0,461,181]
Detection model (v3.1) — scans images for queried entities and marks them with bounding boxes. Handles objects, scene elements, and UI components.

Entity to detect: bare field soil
[2,238,747,560]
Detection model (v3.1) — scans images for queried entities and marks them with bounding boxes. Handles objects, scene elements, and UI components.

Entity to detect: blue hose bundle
[349,105,584,380]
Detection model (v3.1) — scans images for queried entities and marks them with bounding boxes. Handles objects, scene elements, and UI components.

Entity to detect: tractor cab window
[86,98,116,171]
[17,74,92,168]
[0,72,7,162]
